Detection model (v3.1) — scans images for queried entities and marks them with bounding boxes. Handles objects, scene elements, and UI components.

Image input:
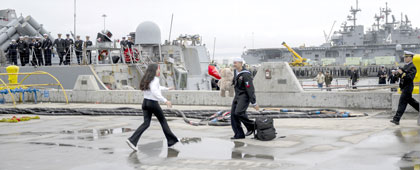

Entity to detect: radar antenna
[348,0,361,28]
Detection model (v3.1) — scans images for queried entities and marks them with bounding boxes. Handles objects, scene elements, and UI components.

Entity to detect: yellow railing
[0,71,69,106]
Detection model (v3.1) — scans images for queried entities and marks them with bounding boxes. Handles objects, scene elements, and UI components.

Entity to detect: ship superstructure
[242,1,420,66]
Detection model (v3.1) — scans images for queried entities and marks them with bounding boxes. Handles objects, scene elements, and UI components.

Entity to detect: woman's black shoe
[390,120,400,125]
[168,140,179,147]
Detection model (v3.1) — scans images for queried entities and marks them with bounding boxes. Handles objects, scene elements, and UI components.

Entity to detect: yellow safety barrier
[0,67,69,107]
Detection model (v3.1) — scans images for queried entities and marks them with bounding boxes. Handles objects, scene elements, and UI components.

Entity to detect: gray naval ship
[0,9,214,91]
[242,1,420,67]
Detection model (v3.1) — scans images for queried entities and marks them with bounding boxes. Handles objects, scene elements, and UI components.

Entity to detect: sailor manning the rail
[17,36,29,66]
[84,36,93,64]
[42,34,53,66]
[230,57,259,139]
[391,51,420,125]
[74,35,84,65]
[53,33,66,65]
[6,40,18,65]
[64,34,74,65]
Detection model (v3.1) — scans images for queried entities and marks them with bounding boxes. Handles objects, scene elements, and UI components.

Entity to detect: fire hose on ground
[0,107,367,126]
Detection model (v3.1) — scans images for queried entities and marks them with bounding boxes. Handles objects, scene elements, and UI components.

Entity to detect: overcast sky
[4,0,420,58]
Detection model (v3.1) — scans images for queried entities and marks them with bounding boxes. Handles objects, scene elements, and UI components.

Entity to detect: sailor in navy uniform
[74,35,84,65]
[6,40,18,65]
[34,37,43,66]
[230,57,259,139]
[42,34,52,66]
[85,36,93,64]
[53,33,66,65]
[17,36,29,66]
[64,34,74,65]
[391,51,419,125]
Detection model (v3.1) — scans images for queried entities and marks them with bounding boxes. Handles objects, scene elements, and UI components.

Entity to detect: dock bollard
[6,65,19,84]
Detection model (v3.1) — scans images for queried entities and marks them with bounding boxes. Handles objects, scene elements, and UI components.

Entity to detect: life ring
[124,48,140,62]
[98,50,108,60]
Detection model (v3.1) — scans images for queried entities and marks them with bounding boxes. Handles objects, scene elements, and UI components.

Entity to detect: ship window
[315,54,319,58]
[121,80,128,85]
[346,54,350,57]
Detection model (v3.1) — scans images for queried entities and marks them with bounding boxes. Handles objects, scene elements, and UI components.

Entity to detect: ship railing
[302,83,401,92]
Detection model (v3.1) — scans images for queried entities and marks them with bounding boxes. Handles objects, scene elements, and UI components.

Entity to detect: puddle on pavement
[22,127,134,153]
[399,151,420,170]
[394,129,420,143]
[0,128,134,139]
[28,141,114,153]
[395,129,420,170]
[60,127,134,136]
[130,137,275,162]
[60,127,134,141]
[0,131,54,137]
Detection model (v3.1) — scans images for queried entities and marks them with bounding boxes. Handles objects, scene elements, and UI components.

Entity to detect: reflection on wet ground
[395,129,420,142]
[129,137,274,162]
[400,151,420,170]
[23,128,134,155]
[0,131,55,136]
[28,141,115,154]
[395,129,420,170]
[60,127,134,136]
[0,127,134,138]
[59,127,134,141]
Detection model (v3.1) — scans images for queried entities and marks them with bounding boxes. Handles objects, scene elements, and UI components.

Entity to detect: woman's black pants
[128,99,178,146]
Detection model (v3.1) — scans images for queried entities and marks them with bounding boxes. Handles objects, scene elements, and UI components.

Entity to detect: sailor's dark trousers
[394,85,419,122]
[231,95,255,138]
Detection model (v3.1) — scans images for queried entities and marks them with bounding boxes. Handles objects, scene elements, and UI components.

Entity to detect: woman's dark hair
[139,64,158,90]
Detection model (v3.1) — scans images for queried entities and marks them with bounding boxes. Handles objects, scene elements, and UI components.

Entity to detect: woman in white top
[126,64,178,151]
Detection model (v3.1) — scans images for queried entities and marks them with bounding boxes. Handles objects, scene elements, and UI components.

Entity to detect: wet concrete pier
[0,104,419,170]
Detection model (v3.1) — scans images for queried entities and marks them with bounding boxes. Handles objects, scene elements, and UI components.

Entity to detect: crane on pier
[281,42,309,66]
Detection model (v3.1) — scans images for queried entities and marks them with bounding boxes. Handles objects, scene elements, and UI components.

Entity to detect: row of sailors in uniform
[119,36,134,49]
[5,33,93,66]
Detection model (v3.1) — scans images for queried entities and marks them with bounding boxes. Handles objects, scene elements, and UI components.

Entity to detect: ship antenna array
[373,7,383,31]
[381,2,392,24]
[74,0,76,37]
[168,13,174,43]
[348,0,361,28]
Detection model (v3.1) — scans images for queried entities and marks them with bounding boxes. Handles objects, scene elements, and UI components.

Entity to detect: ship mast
[381,2,393,32]
[373,8,383,31]
[381,2,391,24]
[349,0,361,28]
